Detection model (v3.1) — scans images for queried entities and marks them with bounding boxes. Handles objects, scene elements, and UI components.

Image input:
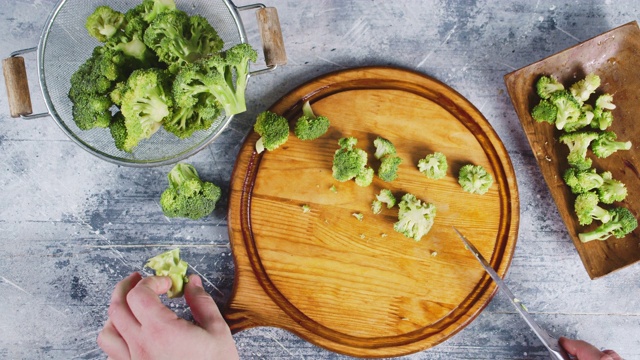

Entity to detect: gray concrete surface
[1,0,639,359]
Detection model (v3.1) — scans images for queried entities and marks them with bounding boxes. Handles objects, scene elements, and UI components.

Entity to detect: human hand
[559,337,622,360]
[97,272,239,360]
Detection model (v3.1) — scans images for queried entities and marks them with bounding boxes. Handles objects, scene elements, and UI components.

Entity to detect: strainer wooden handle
[256,7,287,67]
[2,56,33,118]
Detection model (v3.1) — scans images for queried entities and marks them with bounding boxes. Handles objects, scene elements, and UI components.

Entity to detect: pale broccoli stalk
[373,137,397,159]
[574,191,611,226]
[562,168,604,194]
[597,171,628,204]
[570,73,601,104]
[591,131,632,158]
[558,131,599,170]
[294,101,330,140]
[531,99,557,124]
[332,137,368,182]
[550,90,582,130]
[536,75,564,99]
[458,164,493,195]
[579,207,638,243]
[145,248,189,298]
[393,193,436,241]
[254,111,289,153]
[418,152,448,179]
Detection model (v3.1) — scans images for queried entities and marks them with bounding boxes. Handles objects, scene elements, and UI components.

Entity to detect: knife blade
[453,227,571,360]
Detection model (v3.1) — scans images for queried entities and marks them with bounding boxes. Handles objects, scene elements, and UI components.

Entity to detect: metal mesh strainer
[4,0,286,167]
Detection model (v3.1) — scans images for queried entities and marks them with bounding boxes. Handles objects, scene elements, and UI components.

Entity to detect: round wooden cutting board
[225,67,519,357]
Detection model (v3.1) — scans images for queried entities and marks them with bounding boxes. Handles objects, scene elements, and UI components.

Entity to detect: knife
[453,227,571,360]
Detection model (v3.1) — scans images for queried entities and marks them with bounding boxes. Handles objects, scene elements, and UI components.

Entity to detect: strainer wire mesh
[37,0,247,167]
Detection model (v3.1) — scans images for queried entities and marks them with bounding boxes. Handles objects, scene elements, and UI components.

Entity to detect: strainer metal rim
[35,0,249,168]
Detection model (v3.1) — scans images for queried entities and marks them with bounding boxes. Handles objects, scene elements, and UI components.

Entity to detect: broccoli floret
[558,131,598,170]
[85,6,125,42]
[536,75,564,99]
[332,137,368,182]
[574,191,612,226]
[294,101,330,140]
[458,164,493,195]
[550,90,581,130]
[590,109,613,131]
[371,200,383,214]
[160,163,222,220]
[591,131,632,158]
[109,111,130,152]
[143,10,224,73]
[355,166,374,187]
[139,0,176,23]
[71,94,113,131]
[531,99,558,124]
[373,137,397,159]
[120,68,173,150]
[564,105,595,132]
[563,168,604,194]
[418,152,448,179]
[376,189,396,208]
[595,94,616,110]
[145,248,188,298]
[253,111,289,153]
[378,155,402,182]
[569,73,601,104]
[393,193,436,241]
[578,207,638,243]
[164,94,220,139]
[597,171,628,204]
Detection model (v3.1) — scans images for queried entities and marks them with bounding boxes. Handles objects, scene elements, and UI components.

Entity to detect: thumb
[559,337,612,359]
[184,274,226,334]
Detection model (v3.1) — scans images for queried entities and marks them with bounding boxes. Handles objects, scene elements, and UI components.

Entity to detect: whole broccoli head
[378,155,402,182]
[145,248,188,298]
[160,163,222,220]
[569,73,601,104]
[458,164,493,195]
[536,75,564,99]
[85,6,125,42]
[563,168,604,194]
[558,131,598,170]
[253,111,289,153]
[418,152,448,180]
[578,207,638,243]
[591,131,632,159]
[294,101,330,140]
[574,191,611,226]
[332,137,368,182]
[393,193,437,241]
[531,99,558,124]
[373,137,397,160]
[597,171,628,204]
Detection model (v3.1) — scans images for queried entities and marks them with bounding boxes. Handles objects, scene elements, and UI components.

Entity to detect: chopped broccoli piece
[578,207,638,243]
[376,189,396,209]
[574,191,611,226]
[393,193,436,241]
[373,137,397,159]
[352,213,364,221]
[109,111,130,152]
[301,204,311,213]
[531,99,557,124]
[378,155,402,182]
[139,0,176,23]
[160,163,222,220]
[595,94,616,110]
[591,131,632,158]
[536,75,564,99]
[371,200,383,214]
[597,171,628,204]
[558,131,598,170]
[418,152,448,179]
[590,109,614,131]
[253,111,289,153]
[550,90,582,130]
[355,166,374,187]
[569,73,601,104]
[85,6,125,42]
[458,164,493,195]
[145,248,188,298]
[564,105,595,132]
[563,168,604,194]
[330,185,337,193]
[294,101,330,140]
[332,137,368,182]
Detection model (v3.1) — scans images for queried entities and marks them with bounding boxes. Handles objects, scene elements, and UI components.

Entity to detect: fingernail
[190,274,203,288]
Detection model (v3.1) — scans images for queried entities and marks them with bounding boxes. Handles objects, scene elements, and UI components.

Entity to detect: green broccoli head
[578,207,638,243]
[294,101,330,140]
[563,168,604,194]
[531,99,558,124]
[160,163,222,220]
[393,193,437,241]
[569,73,601,104]
[536,75,564,99]
[591,131,632,159]
[597,171,628,204]
[574,191,611,226]
[355,166,374,187]
[376,189,396,208]
[418,152,448,180]
[373,137,397,159]
[85,6,125,42]
[550,90,581,130]
[332,137,368,182]
[458,164,493,195]
[254,111,290,153]
[378,155,402,182]
[558,131,598,170]
[145,248,188,298]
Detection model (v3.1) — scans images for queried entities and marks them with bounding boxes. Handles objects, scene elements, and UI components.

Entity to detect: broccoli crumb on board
[301,204,311,213]
[352,213,364,221]
[330,185,337,193]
